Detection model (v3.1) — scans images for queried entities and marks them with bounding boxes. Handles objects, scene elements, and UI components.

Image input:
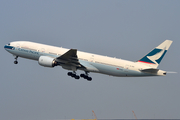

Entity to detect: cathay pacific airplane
[4,40,172,81]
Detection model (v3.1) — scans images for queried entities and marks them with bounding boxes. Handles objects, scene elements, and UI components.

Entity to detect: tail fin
[137,40,173,68]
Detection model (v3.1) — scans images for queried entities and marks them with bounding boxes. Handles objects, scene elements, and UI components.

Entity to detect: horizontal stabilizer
[140,68,159,73]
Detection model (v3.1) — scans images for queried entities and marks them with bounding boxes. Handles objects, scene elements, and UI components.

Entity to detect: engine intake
[38,56,56,67]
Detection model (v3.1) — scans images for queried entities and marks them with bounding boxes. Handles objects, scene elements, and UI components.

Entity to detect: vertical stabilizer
[137,40,173,68]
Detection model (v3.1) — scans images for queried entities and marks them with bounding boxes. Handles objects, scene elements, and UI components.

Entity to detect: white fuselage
[4,41,166,77]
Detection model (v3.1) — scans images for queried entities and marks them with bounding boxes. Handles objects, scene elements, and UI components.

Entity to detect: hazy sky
[0,0,180,120]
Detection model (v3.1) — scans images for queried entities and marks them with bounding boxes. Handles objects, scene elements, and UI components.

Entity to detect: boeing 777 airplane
[4,40,173,81]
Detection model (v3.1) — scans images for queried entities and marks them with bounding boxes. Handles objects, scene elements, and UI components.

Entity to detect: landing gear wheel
[80,74,85,78]
[14,56,18,64]
[87,77,92,81]
[14,61,18,64]
[67,72,72,76]
[71,73,76,77]
[75,75,80,79]
[67,72,80,80]
[80,73,92,81]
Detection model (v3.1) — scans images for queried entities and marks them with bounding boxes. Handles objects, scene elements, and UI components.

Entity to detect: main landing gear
[67,71,92,81]
[67,72,80,79]
[80,72,92,81]
[14,56,18,64]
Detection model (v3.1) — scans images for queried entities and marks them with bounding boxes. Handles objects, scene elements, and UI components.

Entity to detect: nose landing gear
[14,56,18,64]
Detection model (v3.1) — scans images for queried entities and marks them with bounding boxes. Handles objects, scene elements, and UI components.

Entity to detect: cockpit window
[8,43,10,45]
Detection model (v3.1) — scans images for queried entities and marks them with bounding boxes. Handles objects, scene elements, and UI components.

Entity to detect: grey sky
[0,0,180,120]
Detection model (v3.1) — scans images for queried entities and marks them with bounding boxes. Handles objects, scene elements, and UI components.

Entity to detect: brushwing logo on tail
[139,47,167,65]
[147,47,166,64]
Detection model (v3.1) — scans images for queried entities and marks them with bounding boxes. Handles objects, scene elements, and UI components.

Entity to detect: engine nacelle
[38,56,56,67]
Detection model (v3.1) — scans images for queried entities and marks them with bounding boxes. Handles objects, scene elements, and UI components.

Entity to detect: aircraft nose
[4,44,8,49]
[4,45,8,51]
[4,43,14,50]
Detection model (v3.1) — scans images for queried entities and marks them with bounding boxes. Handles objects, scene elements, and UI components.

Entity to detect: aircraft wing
[55,49,99,72]
[55,49,81,67]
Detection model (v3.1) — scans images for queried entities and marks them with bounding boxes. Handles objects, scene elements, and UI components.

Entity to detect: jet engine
[38,56,57,67]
